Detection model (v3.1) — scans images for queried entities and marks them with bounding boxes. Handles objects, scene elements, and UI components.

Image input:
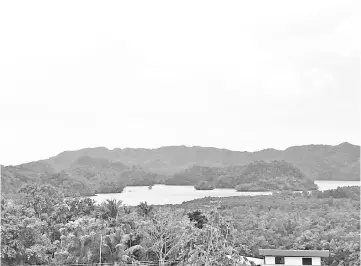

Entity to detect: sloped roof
[259,249,330,257]
[246,256,264,264]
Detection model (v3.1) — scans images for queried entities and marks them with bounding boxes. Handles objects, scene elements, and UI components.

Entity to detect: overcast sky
[0,0,360,165]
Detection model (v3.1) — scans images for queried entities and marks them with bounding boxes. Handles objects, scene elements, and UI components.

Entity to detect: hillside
[166,161,317,191]
[233,160,317,191]
[44,142,360,180]
[165,165,247,187]
[1,142,359,196]
[1,156,168,197]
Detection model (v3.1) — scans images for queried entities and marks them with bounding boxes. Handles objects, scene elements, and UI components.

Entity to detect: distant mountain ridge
[1,142,359,196]
[44,142,360,179]
[4,142,360,179]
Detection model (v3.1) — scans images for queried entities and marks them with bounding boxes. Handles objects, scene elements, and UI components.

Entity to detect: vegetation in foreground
[1,184,359,266]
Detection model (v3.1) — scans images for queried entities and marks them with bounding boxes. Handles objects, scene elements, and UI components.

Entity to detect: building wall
[312,257,321,265]
[264,256,321,265]
[265,256,275,264]
[284,257,302,265]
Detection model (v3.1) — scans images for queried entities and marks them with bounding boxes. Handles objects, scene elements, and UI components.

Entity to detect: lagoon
[314,180,360,191]
[90,180,360,206]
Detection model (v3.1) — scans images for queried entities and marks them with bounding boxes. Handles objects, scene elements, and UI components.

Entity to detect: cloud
[0,0,359,164]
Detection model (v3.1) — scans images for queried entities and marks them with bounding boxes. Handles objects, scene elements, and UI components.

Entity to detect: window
[302,258,312,265]
[275,256,285,264]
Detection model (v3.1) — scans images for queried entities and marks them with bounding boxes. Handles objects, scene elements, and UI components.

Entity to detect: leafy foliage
[311,186,360,200]
[99,199,123,220]
[1,184,360,266]
[194,180,214,190]
[187,210,208,229]
[137,201,153,217]
[18,184,64,218]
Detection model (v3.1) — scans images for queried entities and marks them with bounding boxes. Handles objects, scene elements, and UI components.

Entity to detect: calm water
[90,180,360,206]
[314,180,360,191]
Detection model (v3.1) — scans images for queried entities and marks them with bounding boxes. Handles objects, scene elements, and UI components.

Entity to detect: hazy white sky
[0,0,360,165]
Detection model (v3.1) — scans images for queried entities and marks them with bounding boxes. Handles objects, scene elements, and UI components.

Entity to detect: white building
[258,249,330,265]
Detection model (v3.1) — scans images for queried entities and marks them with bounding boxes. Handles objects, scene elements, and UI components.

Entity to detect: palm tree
[102,199,122,220]
[100,226,144,264]
[138,201,153,217]
[123,205,132,215]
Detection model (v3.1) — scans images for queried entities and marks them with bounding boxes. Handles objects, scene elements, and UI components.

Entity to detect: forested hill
[31,142,361,180]
[1,142,359,196]
[166,161,318,191]
[1,156,169,197]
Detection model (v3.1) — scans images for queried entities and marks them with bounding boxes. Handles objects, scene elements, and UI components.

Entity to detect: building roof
[246,257,264,264]
[259,249,330,257]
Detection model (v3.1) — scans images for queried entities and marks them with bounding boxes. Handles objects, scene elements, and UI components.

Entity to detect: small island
[173,161,318,192]
[194,180,214,190]
[233,161,319,192]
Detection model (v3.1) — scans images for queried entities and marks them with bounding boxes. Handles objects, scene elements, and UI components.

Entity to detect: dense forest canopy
[1,159,168,196]
[2,142,359,196]
[2,160,318,195]
[169,161,318,191]
[1,184,359,265]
